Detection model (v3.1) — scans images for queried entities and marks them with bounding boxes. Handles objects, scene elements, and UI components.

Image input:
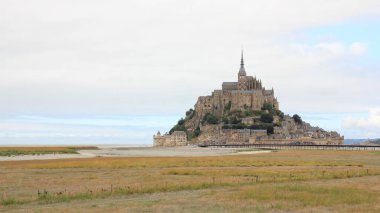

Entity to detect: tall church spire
[240,49,244,66]
[238,49,246,77]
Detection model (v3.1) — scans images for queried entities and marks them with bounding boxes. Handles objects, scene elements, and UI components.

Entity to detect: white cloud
[342,109,380,138]
[349,42,367,56]
[315,42,345,57]
[243,39,379,115]
[287,41,367,62]
[0,0,379,138]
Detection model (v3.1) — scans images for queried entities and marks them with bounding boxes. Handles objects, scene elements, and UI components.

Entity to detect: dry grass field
[1,149,380,212]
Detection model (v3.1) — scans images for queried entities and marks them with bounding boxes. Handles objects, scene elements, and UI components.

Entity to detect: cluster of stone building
[177,117,343,146]
[273,115,341,139]
[153,122,343,147]
[153,51,344,147]
[153,131,187,147]
[257,115,343,145]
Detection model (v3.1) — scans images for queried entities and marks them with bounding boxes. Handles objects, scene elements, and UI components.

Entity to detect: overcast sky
[1,0,380,144]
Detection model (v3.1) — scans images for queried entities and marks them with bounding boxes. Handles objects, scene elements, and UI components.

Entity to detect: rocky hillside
[169,102,341,144]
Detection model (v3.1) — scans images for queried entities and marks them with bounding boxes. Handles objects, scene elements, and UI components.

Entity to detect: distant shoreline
[0,139,373,147]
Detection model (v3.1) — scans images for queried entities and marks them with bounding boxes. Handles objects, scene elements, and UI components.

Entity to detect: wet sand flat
[0,146,268,161]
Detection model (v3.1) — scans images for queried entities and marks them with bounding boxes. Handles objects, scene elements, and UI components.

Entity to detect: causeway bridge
[198,143,380,151]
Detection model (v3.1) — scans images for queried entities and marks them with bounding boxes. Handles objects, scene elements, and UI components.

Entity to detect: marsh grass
[240,183,376,208]
[1,150,380,212]
[36,182,220,204]
[0,146,98,157]
[2,167,379,206]
[0,154,364,169]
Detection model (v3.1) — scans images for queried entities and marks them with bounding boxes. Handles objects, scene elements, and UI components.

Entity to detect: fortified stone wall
[194,125,269,145]
[153,131,187,147]
[253,137,344,145]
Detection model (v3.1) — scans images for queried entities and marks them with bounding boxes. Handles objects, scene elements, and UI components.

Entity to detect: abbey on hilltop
[154,51,344,146]
[191,51,279,129]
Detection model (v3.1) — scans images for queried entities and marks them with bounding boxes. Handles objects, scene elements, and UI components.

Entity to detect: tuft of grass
[163,170,203,175]
[1,197,26,206]
[371,151,380,156]
[38,192,97,203]
[142,199,162,207]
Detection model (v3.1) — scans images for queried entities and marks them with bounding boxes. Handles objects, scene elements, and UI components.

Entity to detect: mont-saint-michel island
[154,52,344,147]
[2,1,380,212]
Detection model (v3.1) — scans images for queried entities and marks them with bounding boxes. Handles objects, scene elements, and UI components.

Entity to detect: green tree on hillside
[177,118,185,125]
[193,127,201,137]
[261,103,273,111]
[169,124,186,134]
[260,113,274,123]
[185,109,195,120]
[203,113,219,124]
[186,109,194,116]
[293,114,302,124]
[230,116,241,124]
[244,109,254,117]
[276,110,284,120]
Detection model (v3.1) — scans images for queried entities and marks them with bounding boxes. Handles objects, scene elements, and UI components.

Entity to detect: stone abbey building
[190,51,279,130]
